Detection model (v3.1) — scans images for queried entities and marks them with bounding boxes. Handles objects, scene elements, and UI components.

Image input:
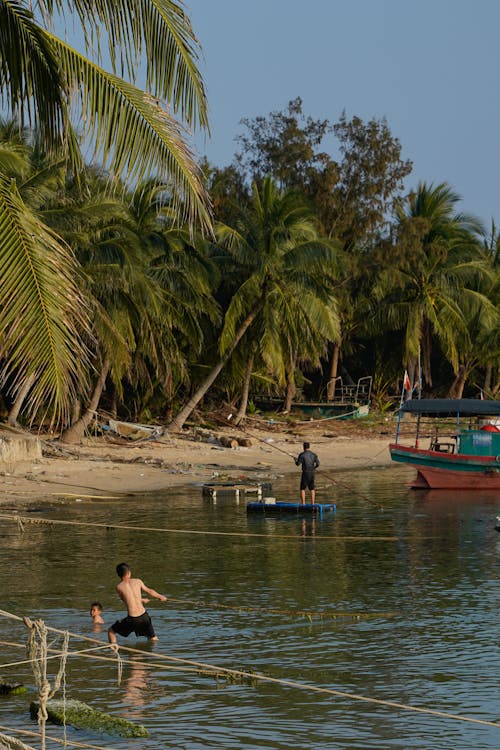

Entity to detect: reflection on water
[0,465,499,749]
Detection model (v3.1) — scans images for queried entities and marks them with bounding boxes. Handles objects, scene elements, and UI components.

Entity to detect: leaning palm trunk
[327,340,341,400]
[60,360,110,444]
[168,306,262,432]
[8,373,36,426]
[233,349,255,426]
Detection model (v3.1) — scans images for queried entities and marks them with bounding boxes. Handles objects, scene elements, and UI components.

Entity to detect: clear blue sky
[187,0,500,228]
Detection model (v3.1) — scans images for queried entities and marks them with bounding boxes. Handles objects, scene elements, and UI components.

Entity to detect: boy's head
[303,442,310,450]
[116,562,131,579]
[90,602,102,617]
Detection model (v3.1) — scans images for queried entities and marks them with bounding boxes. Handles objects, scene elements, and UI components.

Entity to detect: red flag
[403,370,411,391]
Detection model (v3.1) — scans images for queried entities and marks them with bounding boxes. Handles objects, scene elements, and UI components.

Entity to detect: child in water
[90,601,104,625]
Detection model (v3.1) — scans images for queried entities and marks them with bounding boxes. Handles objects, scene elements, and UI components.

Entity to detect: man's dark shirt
[295,449,320,473]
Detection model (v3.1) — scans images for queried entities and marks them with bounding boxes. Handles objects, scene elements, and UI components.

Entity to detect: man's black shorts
[110,611,155,638]
[300,472,315,491]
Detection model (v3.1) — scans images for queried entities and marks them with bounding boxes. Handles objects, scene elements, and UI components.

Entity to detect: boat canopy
[398,398,500,418]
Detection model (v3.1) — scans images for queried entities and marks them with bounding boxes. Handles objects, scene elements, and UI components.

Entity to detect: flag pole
[417,346,422,399]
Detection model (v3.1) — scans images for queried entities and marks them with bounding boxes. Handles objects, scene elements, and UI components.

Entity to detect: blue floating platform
[246,501,336,518]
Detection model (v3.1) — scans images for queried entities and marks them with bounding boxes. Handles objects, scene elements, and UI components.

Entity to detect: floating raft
[247,500,336,517]
[202,481,272,501]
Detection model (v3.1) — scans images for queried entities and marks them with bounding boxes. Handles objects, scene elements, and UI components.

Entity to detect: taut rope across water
[0,608,498,731]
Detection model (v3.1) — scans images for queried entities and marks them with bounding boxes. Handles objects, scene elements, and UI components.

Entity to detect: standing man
[295,441,320,504]
[108,562,167,644]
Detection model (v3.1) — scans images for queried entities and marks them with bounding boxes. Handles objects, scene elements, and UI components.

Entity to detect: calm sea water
[0,464,499,749]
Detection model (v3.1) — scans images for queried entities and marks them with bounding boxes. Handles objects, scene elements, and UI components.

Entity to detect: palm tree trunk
[8,373,36,426]
[60,360,110,444]
[283,378,295,413]
[233,349,255,426]
[448,364,468,399]
[484,364,492,395]
[421,321,433,387]
[167,305,262,432]
[71,398,81,425]
[326,340,341,400]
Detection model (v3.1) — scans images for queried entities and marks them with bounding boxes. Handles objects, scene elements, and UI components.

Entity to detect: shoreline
[0,421,394,504]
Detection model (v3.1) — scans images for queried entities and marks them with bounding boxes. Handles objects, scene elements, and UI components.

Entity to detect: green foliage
[0,0,212,424]
[0,682,26,695]
[231,98,412,248]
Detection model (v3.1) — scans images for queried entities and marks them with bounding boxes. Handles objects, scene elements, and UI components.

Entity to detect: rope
[24,618,69,750]
[0,723,119,750]
[107,649,500,729]
[0,641,222,678]
[19,616,122,750]
[0,609,498,730]
[0,730,37,750]
[0,644,111,670]
[0,513,399,542]
[166,597,396,620]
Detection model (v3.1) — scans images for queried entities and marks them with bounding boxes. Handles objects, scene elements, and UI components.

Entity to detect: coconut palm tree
[0,0,211,423]
[371,182,493,391]
[130,182,220,416]
[53,177,160,442]
[55,175,220,441]
[167,177,340,431]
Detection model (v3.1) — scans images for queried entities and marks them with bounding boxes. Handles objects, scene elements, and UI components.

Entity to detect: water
[0,465,499,749]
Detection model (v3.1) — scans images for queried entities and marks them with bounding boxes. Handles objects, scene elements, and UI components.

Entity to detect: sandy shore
[0,420,394,504]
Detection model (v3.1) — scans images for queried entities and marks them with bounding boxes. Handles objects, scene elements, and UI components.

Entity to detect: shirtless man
[108,562,167,644]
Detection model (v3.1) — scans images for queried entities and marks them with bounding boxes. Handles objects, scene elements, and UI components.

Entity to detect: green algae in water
[0,683,26,695]
[30,699,149,738]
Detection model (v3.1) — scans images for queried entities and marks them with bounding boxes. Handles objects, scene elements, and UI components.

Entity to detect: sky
[186,0,500,229]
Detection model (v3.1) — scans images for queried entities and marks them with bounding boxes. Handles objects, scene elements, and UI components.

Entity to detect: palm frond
[0,0,79,163]
[47,0,208,130]
[0,175,91,421]
[49,31,212,233]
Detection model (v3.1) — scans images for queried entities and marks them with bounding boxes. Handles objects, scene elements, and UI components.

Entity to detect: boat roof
[399,398,500,417]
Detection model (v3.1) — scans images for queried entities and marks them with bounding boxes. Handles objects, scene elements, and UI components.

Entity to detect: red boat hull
[389,444,500,490]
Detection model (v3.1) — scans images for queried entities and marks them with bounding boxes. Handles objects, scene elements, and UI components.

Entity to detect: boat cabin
[394,398,500,457]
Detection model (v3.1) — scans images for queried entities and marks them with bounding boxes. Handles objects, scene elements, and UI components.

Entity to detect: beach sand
[0,419,394,504]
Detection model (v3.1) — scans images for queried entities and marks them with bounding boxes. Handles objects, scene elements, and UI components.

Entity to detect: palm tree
[167,177,340,431]
[0,0,211,422]
[55,177,160,442]
[371,182,493,391]
[130,182,220,417]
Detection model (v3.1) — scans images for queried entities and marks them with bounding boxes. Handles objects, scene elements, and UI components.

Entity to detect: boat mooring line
[0,609,498,730]
[0,513,400,542]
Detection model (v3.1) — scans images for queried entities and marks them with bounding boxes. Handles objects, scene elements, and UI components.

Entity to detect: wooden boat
[106,419,163,441]
[253,376,372,421]
[389,398,500,489]
[247,500,336,517]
